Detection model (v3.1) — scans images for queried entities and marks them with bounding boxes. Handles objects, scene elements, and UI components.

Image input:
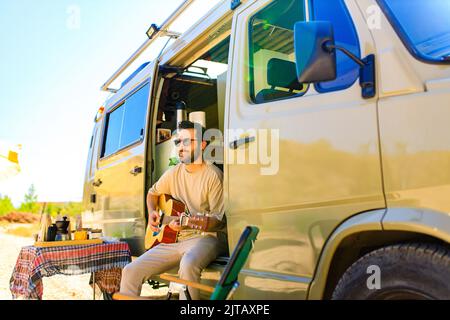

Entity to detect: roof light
[146,24,160,40]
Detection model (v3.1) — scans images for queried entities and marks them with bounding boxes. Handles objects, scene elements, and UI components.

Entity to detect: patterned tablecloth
[10,241,131,300]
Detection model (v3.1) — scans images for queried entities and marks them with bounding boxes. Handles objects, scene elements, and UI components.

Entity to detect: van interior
[150,36,230,183]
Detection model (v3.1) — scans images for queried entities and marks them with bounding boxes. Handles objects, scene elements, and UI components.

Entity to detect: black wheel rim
[370,288,435,300]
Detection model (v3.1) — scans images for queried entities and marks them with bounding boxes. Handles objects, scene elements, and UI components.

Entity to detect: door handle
[229,136,256,150]
[130,166,143,176]
[92,179,102,187]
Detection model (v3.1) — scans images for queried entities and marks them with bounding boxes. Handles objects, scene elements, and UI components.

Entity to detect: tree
[19,184,39,213]
[45,202,83,217]
[0,194,15,216]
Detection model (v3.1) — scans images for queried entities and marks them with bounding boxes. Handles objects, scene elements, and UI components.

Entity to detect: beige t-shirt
[149,163,226,241]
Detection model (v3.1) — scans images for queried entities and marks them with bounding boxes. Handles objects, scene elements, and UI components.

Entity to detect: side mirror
[294,21,337,83]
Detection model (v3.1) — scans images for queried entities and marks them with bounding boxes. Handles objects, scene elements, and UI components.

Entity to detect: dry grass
[0,212,40,224]
[5,224,39,238]
[0,212,41,238]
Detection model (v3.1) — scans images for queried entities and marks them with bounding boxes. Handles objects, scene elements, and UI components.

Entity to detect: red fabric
[10,242,131,299]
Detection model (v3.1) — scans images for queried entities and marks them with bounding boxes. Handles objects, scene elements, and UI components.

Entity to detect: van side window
[248,0,307,104]
[311,0,361,93]
[103,103,124,158]
[120,83,149,147]
[101,82,150,158]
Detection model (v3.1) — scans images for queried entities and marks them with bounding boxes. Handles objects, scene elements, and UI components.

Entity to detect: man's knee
[121,263,138,282]
[122,261,149,283]
[122,262,134,276]
[179,253,202,276]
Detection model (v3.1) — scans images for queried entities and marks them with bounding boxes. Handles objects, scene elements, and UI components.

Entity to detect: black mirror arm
[323,41,366,67]
[323,40,376,99]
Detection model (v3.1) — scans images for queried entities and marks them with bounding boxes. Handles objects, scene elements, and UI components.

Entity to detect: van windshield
[379,0,450,62]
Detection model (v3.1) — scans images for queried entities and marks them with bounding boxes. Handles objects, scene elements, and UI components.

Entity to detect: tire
[332,243,450,300]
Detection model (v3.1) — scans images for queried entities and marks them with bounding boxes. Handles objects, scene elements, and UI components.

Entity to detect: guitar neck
[160,213,189,226]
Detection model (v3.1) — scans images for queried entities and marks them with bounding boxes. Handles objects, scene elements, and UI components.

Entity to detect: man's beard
[179,150,202,164]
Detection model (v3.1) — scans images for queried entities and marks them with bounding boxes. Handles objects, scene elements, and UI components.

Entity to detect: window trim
[100,80,150,160]
[248,0,309,105]
[89,126,99,179]
[311,0,361,94]
[376,0,450,65]
[101,101,126,159]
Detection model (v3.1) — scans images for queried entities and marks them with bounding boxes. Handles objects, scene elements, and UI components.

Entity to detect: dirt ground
[0,224,168,300]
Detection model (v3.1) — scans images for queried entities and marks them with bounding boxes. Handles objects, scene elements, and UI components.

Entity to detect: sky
[0,0,221,206]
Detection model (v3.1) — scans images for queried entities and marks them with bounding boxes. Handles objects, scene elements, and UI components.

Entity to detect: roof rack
[101,0,197,93]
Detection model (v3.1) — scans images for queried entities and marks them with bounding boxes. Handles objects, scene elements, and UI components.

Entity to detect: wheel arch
[307,208,450,299]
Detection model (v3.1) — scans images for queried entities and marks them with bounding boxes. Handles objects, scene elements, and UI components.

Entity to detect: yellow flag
[0,142,21,181]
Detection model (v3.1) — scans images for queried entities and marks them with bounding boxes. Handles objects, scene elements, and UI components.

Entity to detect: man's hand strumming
[149,210,161,232]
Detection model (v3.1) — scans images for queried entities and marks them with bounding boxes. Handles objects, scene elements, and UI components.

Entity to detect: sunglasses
[174,138,197,147]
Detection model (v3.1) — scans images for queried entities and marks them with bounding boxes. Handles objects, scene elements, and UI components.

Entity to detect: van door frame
[91,61,159,256]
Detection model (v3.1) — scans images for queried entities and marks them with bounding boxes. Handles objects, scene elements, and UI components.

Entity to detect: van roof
[159,0,234,66]
[102,0,236,110]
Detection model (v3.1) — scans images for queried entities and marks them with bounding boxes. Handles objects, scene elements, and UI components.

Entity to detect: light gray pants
[120,235,225,300]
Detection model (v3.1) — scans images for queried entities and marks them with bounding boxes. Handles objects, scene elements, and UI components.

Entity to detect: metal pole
[100,0,195,92]
[159,0,195,32]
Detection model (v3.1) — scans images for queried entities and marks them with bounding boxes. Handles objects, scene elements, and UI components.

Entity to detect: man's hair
[176,120,206,139]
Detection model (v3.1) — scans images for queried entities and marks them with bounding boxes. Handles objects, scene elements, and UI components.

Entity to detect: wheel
[332,243,450,300]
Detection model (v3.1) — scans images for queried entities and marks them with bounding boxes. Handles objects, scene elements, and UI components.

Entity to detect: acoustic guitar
[144,194,214,249]
[144,194,189,249]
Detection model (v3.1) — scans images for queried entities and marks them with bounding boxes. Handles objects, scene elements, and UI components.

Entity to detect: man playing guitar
[120,120,227,300]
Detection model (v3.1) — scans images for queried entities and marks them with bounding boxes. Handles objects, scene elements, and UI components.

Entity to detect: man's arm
[147,167,175,232]
[147,192,159,213]
[147,192,161,232]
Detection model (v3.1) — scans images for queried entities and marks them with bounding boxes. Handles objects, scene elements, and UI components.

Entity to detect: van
[82,0,450,299]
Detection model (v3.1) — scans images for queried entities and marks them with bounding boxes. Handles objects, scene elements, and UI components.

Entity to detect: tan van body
[83,0,450,299]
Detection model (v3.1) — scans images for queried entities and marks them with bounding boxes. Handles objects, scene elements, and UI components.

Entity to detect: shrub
[0,195,15,217]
